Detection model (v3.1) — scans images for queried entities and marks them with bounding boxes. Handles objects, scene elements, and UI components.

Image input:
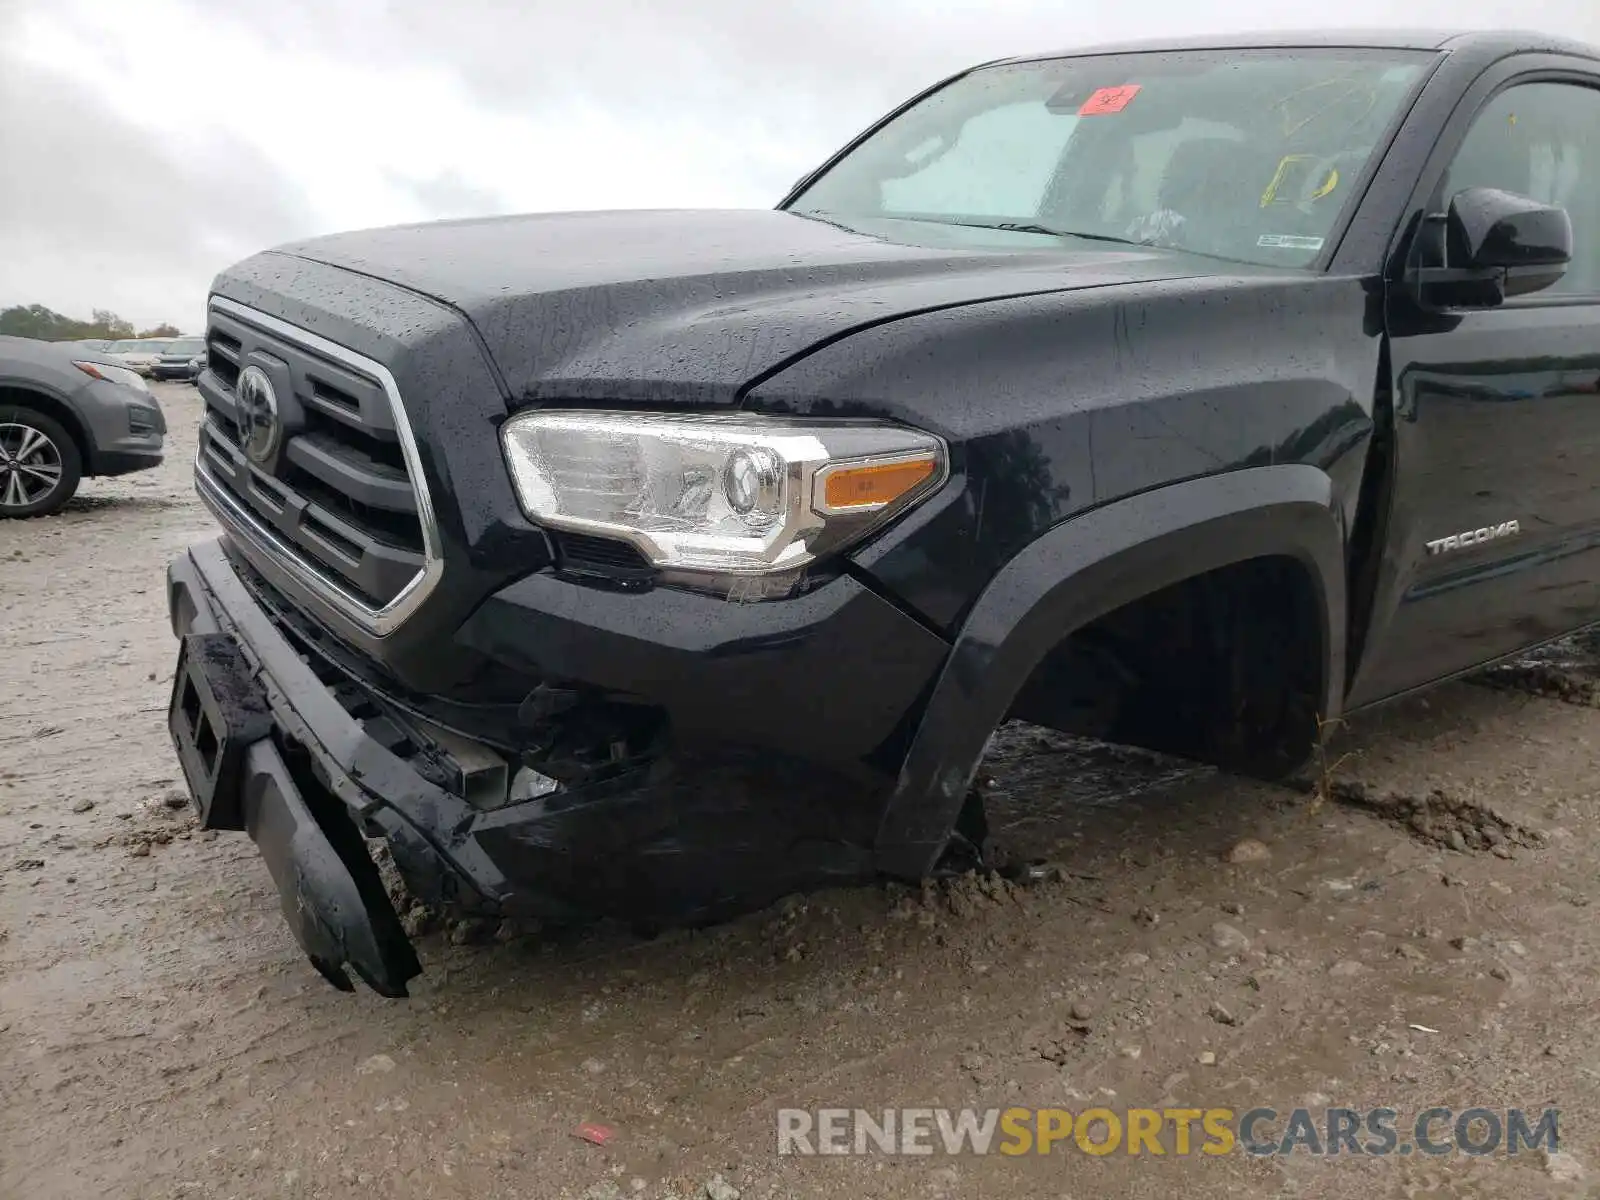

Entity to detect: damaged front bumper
[168,545,487,996]
[167,539,939,995]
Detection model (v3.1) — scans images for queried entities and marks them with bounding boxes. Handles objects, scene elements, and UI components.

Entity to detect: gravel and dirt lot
[6,383,1600,1199]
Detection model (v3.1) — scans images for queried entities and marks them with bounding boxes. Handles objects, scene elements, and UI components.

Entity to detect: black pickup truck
[167,28,1600,996]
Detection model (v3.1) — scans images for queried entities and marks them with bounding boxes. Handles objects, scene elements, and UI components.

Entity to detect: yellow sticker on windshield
[1260,155,1340,207]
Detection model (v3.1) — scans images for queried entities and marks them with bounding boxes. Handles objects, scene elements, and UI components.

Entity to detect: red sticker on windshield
[1079,85,1142,115]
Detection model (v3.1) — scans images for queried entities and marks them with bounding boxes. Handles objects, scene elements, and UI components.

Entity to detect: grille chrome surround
[194,296,444,639]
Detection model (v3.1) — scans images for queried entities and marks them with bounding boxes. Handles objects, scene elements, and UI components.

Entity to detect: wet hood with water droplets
[273,208,1214,408]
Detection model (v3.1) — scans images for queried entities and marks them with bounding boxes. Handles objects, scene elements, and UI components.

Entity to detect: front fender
[872,463,1348,879]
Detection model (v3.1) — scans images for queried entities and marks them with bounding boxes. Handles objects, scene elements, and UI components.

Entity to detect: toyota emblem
[236,365,282,466]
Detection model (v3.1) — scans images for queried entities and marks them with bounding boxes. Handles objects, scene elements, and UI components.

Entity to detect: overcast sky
[3,0,1599,331]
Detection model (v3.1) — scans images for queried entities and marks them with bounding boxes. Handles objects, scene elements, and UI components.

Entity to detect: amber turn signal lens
[822,455,939,510]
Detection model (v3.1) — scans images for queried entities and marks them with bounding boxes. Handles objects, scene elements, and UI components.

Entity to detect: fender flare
[872,464,1348,879]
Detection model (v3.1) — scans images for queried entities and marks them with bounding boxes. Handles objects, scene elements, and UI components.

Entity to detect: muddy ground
[5,383,1600,1199]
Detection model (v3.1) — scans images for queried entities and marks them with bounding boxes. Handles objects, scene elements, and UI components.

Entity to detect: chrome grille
[194,298,442,636]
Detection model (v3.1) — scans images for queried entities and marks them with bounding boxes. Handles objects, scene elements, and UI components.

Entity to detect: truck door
[1349,68,1600,707]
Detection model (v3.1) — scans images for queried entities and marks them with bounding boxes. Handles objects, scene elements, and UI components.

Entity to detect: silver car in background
[0,336,166,516]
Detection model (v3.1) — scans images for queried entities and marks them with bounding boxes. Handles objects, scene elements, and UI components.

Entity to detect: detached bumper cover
[167,625,419,994]
[241,738,421,995]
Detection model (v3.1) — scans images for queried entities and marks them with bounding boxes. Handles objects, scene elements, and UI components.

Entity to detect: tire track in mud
[983,722,1548,864]
[1315,779,1546,856]
[1472,629,1600,708]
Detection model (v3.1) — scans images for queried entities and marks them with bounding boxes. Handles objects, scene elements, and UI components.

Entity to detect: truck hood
[274,208,1214,407]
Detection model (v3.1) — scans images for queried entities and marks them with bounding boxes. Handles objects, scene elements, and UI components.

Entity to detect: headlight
[500,411,947,574]
[73,360,149,392]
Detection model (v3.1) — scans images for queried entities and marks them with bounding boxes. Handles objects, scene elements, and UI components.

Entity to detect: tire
[0,406,83,518]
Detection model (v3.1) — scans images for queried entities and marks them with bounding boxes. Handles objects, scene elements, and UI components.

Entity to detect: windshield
[165,338,204,354]
[788,48,1433,268]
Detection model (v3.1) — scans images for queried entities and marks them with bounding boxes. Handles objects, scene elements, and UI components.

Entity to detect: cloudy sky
[2,0,1598,331]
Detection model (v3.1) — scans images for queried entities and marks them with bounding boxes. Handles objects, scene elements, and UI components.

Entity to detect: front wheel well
[0,385,92,474]
[1007,555,1325,778]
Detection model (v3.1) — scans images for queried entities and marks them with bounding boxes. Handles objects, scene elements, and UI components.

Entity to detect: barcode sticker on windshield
[1079,85,1142,116]
[1257,234,1326,251]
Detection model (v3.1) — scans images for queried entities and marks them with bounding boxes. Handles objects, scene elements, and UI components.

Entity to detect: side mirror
[1407,186,1573,308]
[1451,186,1572,290]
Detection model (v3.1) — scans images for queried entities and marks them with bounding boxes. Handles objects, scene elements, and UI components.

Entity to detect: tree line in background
[0,304,182,342]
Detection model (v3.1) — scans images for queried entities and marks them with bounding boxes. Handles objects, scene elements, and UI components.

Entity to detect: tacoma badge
[1425,520,1521,556]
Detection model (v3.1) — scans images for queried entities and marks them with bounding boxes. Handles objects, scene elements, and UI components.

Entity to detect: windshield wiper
[946,220,1145,248]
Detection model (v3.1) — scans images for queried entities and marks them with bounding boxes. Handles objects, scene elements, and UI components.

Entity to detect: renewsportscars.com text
[776,1106,1560,1158]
